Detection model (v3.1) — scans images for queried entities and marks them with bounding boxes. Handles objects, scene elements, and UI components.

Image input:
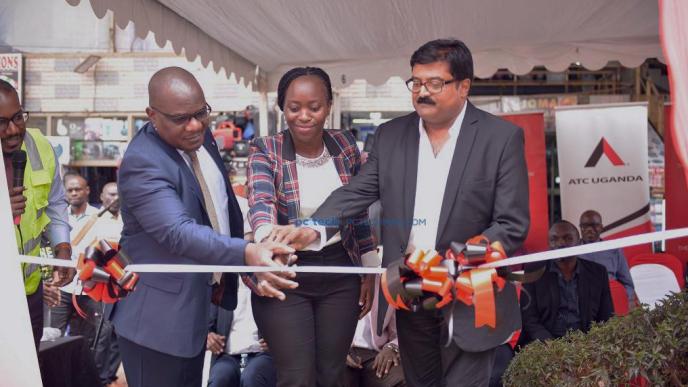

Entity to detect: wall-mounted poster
[0,54,22,103]
[45,136,71,165]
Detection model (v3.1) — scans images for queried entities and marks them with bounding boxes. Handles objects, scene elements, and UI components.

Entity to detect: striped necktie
[186,150,223,285]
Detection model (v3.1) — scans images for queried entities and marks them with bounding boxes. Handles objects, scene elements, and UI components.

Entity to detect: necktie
[186,150,223,285]
[187,150,221,232]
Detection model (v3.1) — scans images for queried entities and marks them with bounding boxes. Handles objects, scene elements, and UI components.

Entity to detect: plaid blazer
[247,129,375,265]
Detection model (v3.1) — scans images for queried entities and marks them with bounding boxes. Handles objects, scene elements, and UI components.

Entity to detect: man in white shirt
[93,182,124,386]
[206,281,276,387]
[97,182,122,236]
[345,276,405,387]
[50,173,99,332]
[53,176,124,386]
[309,39,530,386]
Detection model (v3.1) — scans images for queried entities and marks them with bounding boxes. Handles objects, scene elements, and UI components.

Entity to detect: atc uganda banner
[555,103,652,257]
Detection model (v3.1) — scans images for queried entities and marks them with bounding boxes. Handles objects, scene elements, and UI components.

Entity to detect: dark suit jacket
[520,259,614,345]
[208,304,233,363]
[109,122,246,358]
[312,102,530,351]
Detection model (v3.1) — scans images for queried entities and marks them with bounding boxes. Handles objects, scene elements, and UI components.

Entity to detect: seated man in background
[521,221,613,345]
[206,195,276,387]
[578,210,636,306]
[207,281,276,387]
[345,276,405,387]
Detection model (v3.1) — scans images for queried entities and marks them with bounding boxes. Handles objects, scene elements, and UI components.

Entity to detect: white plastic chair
[630,263,681,309]
[201,350,212,386]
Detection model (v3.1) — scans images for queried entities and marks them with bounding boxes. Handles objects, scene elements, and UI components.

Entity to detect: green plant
[503,290,688,386]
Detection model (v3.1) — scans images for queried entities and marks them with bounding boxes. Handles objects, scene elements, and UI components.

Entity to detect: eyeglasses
[150,103,212,126]
[0,110,29,132]
[579,223,602,229]
[406,78,457,94]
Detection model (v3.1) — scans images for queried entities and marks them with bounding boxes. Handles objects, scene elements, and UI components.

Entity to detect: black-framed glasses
[579,222,602,229]
[406,78,457,94]
[0,110,29,132]
[150,103,212,126]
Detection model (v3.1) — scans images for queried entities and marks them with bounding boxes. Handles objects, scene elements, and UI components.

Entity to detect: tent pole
[259,91,269,137]
[257,69,269,137]
[332,89,341,129]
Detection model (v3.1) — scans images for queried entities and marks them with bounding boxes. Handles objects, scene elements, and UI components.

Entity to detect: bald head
[148,67,204,108]
[0,79,18,98]
[101,181,120,215]
[146,67,209,152]
[549,221,581,272]
[0,79,25,155]
[64,174,90,209]
[579,209,603,243]
[549,220,580,250]
[102,182,117,192]
[580,210,601,223]
[64,173,87,187]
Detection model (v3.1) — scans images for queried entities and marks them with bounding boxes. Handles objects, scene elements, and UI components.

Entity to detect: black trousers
[50,290,121,384]
[117,335,204,387]
[488,344,514,387]
[50,291,98,336]
[252,243,361,387]
[396,309,496,387]
[27,281,44,351]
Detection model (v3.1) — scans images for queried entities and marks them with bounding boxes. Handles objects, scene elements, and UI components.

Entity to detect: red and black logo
[584,138,624,167]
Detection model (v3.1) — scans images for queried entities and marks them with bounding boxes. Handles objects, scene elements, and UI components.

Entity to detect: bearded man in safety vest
[1,80,74,350]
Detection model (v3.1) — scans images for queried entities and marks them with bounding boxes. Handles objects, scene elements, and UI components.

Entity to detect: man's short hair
[410,39,474,82]
[63,172,86,185]
[550,220,580,236]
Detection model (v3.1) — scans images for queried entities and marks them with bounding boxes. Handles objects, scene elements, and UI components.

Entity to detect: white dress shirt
[296,153,380,265]
[68,204,100,248]
[226,281,263,355]
[178,146,231,237]
[406,102,466,254]
[296,157,343,250]
[352,311,378,351]
[62,204,99,294]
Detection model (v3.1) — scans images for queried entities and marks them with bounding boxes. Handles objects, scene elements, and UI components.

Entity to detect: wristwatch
[384,343,399,353]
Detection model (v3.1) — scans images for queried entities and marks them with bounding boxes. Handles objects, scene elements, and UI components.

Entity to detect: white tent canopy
[66,0,662,89]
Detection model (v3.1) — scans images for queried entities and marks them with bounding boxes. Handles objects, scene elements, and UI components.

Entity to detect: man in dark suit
[110,67,297,387]
[521,220,613,344]
[291,39,530,386]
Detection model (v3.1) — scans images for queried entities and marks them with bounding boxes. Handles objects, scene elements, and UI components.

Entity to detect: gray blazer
[312,102,530,351]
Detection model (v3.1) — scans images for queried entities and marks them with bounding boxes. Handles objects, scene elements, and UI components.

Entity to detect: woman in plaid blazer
[247,67,380,387]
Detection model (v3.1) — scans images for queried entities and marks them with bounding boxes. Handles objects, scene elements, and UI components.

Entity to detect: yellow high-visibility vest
[13,128,56,295]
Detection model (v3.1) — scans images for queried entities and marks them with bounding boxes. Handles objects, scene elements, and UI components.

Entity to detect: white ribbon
[126,264,386,274]
[16,228,688,274]
[18,256,77,268]
[479,227,688,269]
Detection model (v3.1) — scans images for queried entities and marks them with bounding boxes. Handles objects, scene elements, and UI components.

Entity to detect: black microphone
[12,150,27,225]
